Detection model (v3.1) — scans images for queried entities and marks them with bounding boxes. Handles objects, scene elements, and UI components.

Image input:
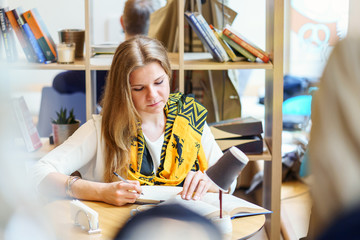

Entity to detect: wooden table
[44,200,266,240]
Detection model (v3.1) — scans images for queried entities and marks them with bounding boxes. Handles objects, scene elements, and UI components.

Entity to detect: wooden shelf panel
[248,140,272,161]
[183,52,273,70]
[87,52,272,71]
[5,59,86,70]
[88,52,180,71]
[168,52,180,70]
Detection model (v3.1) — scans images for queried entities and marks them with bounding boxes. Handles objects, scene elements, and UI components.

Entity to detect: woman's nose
[147,85,157,99]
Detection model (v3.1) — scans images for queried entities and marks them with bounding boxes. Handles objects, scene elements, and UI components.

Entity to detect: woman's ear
[120,15,125,31]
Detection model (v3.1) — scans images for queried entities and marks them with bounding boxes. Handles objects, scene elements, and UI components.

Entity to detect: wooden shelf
[183,52,273,70]
[5,58,86,70]
[88,52,180,71]
[248,140,272,161]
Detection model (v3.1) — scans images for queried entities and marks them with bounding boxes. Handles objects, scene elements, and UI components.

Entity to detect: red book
[222,26,270,63]
[12,97,42,152]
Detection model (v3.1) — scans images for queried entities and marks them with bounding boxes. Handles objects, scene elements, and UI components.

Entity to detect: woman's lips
[148,101,161,107]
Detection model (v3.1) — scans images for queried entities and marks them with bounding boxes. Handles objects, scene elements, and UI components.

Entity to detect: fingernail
[193,196,199,200]
[182,195,185,199]
[186,194,191,200]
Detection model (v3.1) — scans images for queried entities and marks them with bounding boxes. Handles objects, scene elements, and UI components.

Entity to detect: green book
[221,34,256,62]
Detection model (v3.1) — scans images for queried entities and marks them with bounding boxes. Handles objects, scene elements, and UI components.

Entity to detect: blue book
[195,13,229,62]
[15,8,47,63]
[0,7,18,62]
[184,11,224,62]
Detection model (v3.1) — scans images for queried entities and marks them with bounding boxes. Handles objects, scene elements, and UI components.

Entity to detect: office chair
[37,87,86,137]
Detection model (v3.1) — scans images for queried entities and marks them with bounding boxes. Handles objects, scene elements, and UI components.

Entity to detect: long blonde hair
[101,36,172,182]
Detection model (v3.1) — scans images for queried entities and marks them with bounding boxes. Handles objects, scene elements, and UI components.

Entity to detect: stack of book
[209,116,264,154]
[184,11,269,63]
[0,6,57,63]
[91,43,118,55]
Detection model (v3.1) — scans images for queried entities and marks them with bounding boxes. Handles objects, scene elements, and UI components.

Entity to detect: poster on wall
[289,0,349,79]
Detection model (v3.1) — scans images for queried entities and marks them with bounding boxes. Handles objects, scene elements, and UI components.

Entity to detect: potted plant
[51,107,80,146]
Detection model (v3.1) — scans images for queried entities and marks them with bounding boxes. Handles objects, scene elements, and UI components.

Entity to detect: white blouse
[32,114,236,193]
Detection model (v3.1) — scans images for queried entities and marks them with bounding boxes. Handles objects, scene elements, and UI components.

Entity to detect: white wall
[91,0,125,44]
[228,0,266,97]
[5,0,85,44]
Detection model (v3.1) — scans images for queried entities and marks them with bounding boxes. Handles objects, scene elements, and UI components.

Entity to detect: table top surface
[44,200,265,240]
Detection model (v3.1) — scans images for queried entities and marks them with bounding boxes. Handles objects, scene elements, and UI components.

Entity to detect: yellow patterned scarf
[128,93,208,186]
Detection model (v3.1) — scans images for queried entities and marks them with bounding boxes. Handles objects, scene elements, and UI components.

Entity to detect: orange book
[5,9,37,62]
[223,26,269,63]
[22,8,56,61]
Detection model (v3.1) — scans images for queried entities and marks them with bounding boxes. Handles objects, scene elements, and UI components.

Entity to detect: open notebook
[137,186,271,219]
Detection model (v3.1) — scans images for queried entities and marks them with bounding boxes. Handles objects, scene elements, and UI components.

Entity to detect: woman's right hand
[101,180,142,206]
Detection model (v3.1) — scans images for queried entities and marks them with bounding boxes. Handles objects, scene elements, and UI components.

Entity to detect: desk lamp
[205,146,249,218]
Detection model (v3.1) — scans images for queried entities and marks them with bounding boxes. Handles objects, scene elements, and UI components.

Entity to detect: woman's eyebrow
[153,74,166,81]
[131,75,166,86]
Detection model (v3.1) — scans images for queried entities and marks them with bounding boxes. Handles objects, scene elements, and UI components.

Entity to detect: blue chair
[283,95,312,116]
[37,87,86,137]
[317,204,360,240]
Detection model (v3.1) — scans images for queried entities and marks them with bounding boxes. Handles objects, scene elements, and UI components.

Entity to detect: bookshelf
[174,1,283,240]
[8,0,282,239]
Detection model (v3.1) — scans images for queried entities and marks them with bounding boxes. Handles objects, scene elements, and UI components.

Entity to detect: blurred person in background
[52,0,161,105]
[114,203,222,240]
[0,68,55,239]
[308,36,360,239]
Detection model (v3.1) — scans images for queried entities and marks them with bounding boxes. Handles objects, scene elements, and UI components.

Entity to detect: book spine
[31,8,57,59]
[223,28,269,63]
[221,34,256,62]
[184,11,223,62]
[0,8,17,62]
[219,33,246,62]
[22,9,56,62]
[215,31,236,61]
[15,8,47,63]
[7,9,39,63]
[195,14,229,62]
[210,25,239,62]
[12,97,43,152]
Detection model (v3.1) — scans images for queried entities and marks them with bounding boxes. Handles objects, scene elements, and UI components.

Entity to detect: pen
[113,171,143,195]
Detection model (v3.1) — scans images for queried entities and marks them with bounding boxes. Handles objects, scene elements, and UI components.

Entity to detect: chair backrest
[317,204,360,240]
[37,87,86,137]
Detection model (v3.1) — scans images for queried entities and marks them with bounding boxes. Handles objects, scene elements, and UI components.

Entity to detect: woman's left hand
[181,170,218,201]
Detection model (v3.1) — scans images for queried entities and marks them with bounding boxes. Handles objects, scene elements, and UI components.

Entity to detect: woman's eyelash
[131,79,164,91]
[133,87,143,91]
[156,79,164,85]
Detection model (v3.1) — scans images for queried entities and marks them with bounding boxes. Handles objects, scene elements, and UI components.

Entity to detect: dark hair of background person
[114,203,223,240]
[122,0,161,37]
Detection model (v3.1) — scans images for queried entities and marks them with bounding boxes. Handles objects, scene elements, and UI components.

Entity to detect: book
[209,24,246,62]
[194,13,229,62]
[91,43,118,55]
[0,7,18,62]
[209,116,263,138]
[209,117,263,154]
[184,11,224,62]
[5,9,38,62]
[223,25,270,63]
[22,8,56,62]
[14,8,47,63]
[215,135,263,154]
[221,34,256,62]
[12,96,42,152]
[137,186,271,219]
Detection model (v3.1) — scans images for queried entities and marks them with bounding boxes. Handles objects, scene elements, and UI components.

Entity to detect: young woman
[33,36,236,206]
